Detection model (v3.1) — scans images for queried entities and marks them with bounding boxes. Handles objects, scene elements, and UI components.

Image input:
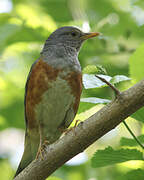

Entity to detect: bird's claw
[36,140,50,160]
[64,119,81,135]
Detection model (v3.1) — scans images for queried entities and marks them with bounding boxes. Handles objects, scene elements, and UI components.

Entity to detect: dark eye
[71,32,77,37]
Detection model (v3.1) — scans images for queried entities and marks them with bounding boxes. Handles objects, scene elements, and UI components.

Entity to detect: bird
[14,26,99,177]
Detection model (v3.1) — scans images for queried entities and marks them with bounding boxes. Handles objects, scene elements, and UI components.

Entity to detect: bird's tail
[14,131,39,177]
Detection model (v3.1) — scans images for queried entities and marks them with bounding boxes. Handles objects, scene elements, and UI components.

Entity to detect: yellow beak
[81,32,100,40]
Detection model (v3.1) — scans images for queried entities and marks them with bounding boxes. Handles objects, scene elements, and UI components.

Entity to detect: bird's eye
[71,32,77,37]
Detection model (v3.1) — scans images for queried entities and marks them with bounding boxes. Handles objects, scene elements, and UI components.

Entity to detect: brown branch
[14,79,144,180]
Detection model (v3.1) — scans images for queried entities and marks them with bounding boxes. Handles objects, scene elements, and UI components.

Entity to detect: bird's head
[44,26,100,52]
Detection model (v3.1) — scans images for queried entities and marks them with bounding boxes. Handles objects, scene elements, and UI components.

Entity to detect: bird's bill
[81,32,100,40]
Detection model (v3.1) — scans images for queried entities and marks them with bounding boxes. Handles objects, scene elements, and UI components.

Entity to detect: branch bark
[14,79,144,180]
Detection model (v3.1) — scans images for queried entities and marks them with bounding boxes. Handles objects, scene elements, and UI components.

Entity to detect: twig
[123,121,144,149]
[95,74,144,150]
[95,75,120,96]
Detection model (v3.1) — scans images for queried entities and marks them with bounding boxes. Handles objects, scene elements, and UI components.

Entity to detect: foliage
[82,74,130,89]
[120,135,144,147]
[121,169,144,180]
[91,146,143,168]
[0,0,144,180]
[129,43,144,83]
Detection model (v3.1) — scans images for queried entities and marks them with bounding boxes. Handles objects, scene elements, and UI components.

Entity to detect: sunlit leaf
[110,75,131,84]
[15,4,57,31]
[91,146,143,168]
[0,13,11,25]
[0,159,14,180]
[83,74,112,89]
[82,65,98,74]
[76,105,103,122]
[83,74,130,89]
[96,65,107,75]
[80,97,110,104]
[82,65,107,75]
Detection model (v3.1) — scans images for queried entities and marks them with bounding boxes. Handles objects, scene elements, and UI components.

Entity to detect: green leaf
[123,169,144,180]
[39,0,72,22]
[129,43,144,82]
[91,146,143,168]
[0,22,49,53]
[0,13,11,25]
[120,135,144,147]
[0,24,21,51]
[83,74,112,89]
[83,74,130,89]
[83,65,98,74]
[131,107,144,123]
[77,102,96,114]
[80,97,110,104]
[6,26,46,45]
[132,0,144,8]
[110,75,131,84]
[83,65,107,75]
[96,65,107,75]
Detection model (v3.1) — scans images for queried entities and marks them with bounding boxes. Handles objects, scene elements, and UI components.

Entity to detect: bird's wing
[14,59,40,177]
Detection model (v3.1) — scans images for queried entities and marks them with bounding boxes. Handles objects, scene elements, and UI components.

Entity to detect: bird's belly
[35,76,75,135]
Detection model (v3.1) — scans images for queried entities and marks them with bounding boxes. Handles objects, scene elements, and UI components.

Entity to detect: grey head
[42,26,99,54]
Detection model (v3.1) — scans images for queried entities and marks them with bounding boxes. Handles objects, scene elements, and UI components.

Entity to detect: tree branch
[14,79,144,180]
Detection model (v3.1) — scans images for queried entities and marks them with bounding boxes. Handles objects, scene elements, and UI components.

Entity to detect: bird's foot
[36,140,50,160]
[64,119,81,135]
[74,119,81,128]
[36,147,44,160]
[95,75,121,98]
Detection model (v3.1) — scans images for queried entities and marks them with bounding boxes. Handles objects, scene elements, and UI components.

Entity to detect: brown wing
[25,58,61,130]
[64,71,82,114]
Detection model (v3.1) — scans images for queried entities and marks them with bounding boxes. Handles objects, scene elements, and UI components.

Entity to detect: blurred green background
[0,0,144,179]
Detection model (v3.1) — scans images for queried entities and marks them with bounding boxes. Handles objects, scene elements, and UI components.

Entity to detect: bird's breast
[25,58,82,130]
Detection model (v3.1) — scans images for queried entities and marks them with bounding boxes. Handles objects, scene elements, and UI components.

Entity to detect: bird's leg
[36,140,44,160]
[73,119,81,128]
[36,125,42,159]
[36,140,50,160]
[36,126,50,160]
[95,75,121,98]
